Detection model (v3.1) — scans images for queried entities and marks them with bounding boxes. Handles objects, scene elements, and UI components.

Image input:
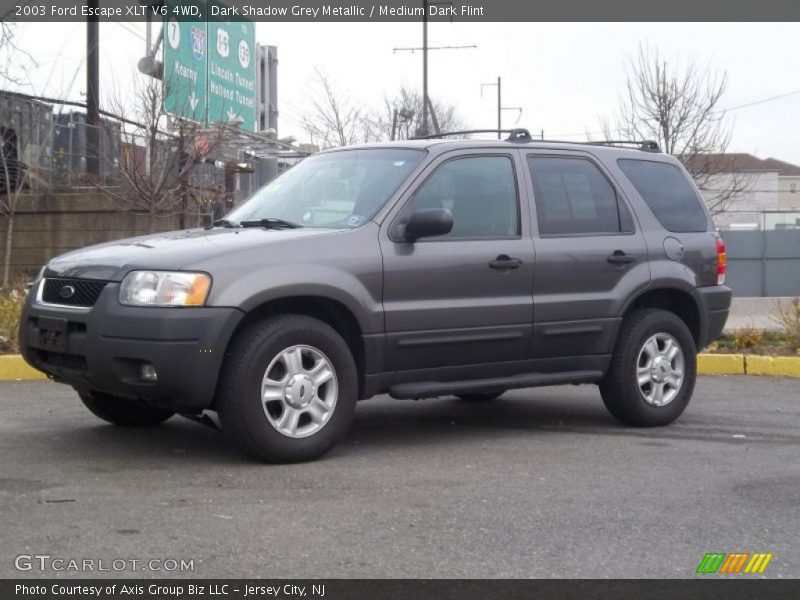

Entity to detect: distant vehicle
[20,129,731,462]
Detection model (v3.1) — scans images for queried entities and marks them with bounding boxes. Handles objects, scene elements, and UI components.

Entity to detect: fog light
[140,364,158,382]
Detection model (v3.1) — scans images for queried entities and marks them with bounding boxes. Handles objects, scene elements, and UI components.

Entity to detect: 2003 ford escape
[20,129,731,462]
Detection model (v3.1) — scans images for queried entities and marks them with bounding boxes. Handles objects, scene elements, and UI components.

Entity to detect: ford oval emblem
[59,285,76,299]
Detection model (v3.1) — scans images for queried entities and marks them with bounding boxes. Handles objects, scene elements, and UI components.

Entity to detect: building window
[790,182,797,194]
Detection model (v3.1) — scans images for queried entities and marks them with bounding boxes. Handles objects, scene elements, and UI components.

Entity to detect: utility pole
[496,76,501,138]
[393,0,475,138]
[481,77,502,138]
[86,0,100,176]
[481,76,523,137]
[422,0,428,137]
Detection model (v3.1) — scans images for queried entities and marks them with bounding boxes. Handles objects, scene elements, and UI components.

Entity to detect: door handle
[489,255,522,270]
[607,250,637,265]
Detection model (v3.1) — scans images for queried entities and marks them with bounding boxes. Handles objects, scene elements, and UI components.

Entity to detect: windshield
[225,149,425,229]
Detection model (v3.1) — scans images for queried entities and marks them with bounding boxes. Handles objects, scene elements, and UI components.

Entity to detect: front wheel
[78,391,174,426]
[216,315,357,463]
[600,308,696,427]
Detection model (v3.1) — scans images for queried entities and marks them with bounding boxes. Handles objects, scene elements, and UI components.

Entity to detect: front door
[380,150,535,372]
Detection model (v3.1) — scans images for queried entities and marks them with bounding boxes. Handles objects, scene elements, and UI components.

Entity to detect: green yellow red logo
[696,552,773,574]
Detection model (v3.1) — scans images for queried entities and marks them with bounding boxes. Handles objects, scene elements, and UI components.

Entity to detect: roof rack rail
[410,129,662,152]
[411,128,533,142]
[585,140,662,153]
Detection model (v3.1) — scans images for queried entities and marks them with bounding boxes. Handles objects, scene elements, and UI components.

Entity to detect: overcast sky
[8,21,800,164]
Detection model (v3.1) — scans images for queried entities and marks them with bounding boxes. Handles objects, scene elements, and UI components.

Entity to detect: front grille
[42,278,108,308]
[36,350,89,372]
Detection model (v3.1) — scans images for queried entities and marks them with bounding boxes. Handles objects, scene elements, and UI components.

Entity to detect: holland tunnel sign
[163,0,257,131]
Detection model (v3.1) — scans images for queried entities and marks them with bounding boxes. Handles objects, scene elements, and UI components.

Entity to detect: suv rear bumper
[20,281,244,410]
[697,285,732,348]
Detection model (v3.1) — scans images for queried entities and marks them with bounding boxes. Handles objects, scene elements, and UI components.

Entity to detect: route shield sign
[163,1,257,132]
[163,5,208,124]
[207,9,257,131]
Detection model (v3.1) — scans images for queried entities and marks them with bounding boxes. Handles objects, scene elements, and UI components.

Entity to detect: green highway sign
[208,5,257,131]
[163,3,207,124]
[163,0,257,132]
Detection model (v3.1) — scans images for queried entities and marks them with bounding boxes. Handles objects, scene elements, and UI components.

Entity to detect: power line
[110,21,146,42]
[720,89,800,113]
[392,44,477,53]
[547,88,800,141]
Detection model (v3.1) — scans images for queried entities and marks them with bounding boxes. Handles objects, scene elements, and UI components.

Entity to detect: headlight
[119,271,211,307]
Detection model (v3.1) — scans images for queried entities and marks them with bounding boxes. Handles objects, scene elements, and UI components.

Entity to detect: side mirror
[403,208,453,241]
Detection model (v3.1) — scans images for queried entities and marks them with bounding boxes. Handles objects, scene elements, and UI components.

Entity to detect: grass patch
[708,329,799,356]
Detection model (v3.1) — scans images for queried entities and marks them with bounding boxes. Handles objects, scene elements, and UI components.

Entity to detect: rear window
[529,156,630,236]
[617,159,708,232]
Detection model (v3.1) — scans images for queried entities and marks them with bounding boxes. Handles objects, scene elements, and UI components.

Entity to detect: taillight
[715,237,727,285]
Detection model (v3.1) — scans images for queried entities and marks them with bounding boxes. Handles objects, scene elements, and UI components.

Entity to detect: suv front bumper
[20,281,244,410]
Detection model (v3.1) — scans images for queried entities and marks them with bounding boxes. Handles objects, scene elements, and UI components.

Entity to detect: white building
[685,153,800,230]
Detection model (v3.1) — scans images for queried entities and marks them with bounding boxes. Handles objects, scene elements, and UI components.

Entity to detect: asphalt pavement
[1,376,798,579]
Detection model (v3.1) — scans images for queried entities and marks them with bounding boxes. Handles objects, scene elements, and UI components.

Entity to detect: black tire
[216,315,358,463]
[600,308,697,427]
[78,391,174,427]
[455,391,505,402]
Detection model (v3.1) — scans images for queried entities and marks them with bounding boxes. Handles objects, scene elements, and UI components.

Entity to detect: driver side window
[407,156,520,240]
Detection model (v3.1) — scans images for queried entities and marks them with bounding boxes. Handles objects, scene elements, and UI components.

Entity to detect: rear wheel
[455,391,505,402]
[78,391,174,427]
[600,308,696,427]
[216,315,357,463]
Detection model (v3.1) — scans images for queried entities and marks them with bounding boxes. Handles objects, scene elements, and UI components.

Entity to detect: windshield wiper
[207,219,240,229]
[239,218,304,230]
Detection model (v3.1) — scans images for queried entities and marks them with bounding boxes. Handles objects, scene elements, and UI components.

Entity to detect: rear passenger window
[528,157,629,235]
[618,159,708,232]
[408,156,520,239]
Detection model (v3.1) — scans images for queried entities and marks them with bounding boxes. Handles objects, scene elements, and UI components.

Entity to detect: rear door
[522,151,650,358]
[379,149,535,372]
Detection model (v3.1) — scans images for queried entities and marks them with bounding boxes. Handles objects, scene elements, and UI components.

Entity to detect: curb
[0,354,798,381]
[697,353,800,378]
[697,354,747,375]
[745,355,800,378]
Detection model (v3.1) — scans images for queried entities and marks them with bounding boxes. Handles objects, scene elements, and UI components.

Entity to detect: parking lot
[1,375,798,579]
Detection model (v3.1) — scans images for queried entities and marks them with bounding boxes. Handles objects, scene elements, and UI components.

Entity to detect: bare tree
[373,86,466,141]
[299,71,467,147]
[0,125,26,287]
[101,78,235,233]
[0,22,35,88]
[0,23,37,287]
[602,45,751,214]
[300,68,367,149]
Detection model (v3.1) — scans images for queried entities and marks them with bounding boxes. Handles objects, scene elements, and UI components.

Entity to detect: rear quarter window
[617,159,709,232]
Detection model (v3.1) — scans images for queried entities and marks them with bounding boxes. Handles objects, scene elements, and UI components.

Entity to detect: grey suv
[20,129,731,462]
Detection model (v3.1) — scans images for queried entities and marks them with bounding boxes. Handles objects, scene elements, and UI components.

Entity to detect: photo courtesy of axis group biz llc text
[0,1,799,599]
